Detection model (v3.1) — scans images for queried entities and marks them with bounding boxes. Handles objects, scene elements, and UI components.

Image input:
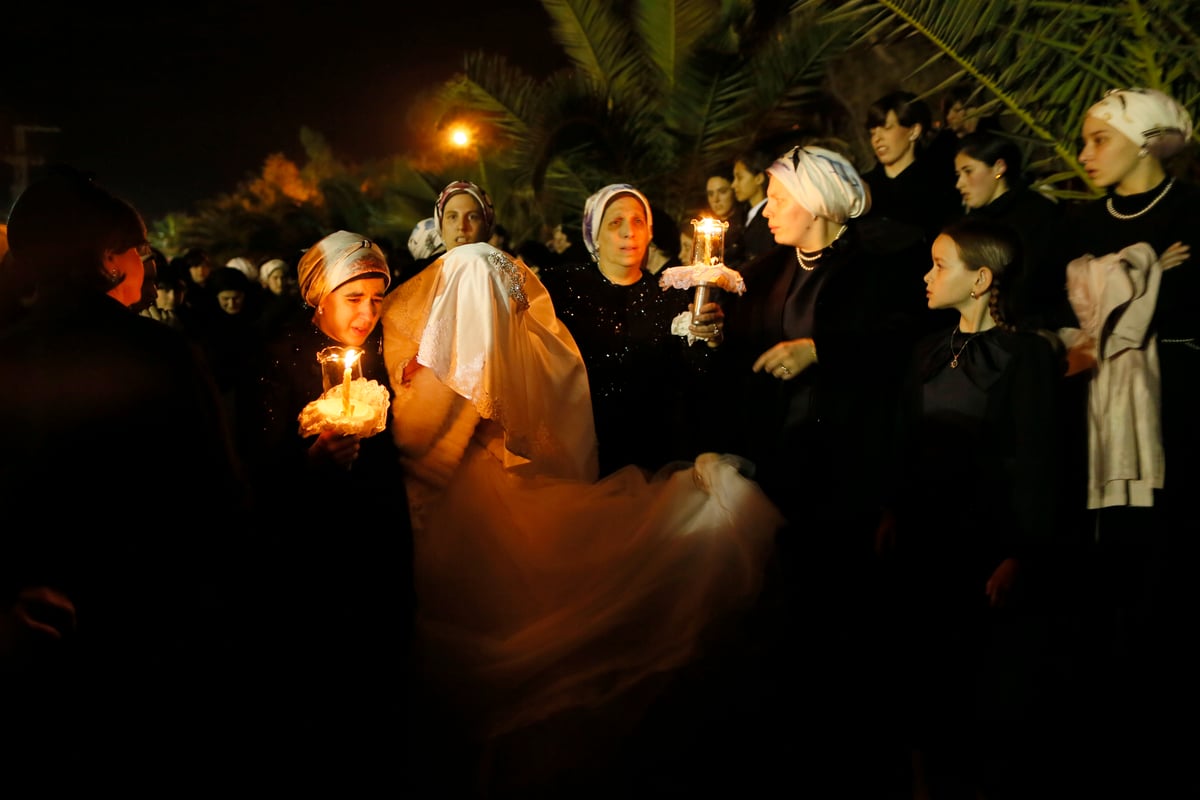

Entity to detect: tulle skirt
[411,441,784,739]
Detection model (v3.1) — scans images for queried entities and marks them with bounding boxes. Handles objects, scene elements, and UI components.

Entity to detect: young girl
[881,216,1065,799]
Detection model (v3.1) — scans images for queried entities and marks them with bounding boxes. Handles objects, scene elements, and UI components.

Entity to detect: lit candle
[340,349,360,416]
[691,217,728,266]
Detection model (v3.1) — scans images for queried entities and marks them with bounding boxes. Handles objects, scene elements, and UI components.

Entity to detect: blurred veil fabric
[380,242,784,738]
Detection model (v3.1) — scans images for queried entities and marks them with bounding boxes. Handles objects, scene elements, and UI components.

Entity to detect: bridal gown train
[381,243,784,739]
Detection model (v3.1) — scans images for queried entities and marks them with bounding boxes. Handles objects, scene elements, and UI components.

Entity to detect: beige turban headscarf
[766,146,870,224]
[297,230,391,309]
[1087,88,1193,159]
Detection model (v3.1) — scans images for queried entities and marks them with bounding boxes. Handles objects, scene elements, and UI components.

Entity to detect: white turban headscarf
[297,230,391,309]
[582,184,653,261]
[1087,88,1193,159]
[766,146,870,224]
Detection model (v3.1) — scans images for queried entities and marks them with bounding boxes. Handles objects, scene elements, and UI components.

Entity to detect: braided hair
[939,216,1022,330]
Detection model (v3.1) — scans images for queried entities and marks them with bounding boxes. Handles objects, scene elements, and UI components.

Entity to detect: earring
[317,306,324,315]
[970,290,977,299]
[994,173,1003,180]
[1138,147,1149,158]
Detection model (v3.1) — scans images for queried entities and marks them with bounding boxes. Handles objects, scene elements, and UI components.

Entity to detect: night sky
[2,1,567,220]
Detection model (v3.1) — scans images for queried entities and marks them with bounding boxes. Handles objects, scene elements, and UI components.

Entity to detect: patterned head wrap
[297,230,391,309]
[581,183,653,261]
[408,217,445,261]
[766,146,870,224]
[1087,88,1193,159]
[434,181,495,238]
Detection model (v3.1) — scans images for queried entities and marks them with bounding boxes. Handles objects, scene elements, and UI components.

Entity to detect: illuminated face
[316,276,387,347]
[107,244,148,307]
[217,290,245,315]
[1079,115,1141,189]
[595,195,650,274]
[924,234,978,311]
[731,161,763,204]
[870,110,918,171]
[706,176,736,219]
[441,193,486,251]
[954,152,1004,210]
[762,179,815,249]
[266,270,286,296]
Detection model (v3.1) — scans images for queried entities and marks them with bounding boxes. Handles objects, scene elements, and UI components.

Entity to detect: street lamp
[447,124,488,190]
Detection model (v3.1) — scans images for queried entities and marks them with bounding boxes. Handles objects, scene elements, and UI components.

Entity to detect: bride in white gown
[381,241,783,742]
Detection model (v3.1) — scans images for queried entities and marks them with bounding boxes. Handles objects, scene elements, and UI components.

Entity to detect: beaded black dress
[538,261,716,477]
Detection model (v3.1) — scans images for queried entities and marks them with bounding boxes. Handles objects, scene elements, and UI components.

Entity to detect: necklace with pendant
[949,326,977,369]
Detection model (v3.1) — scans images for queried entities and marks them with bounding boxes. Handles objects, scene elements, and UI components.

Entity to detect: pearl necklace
[795,248,822,271]
[794,224,848,271]
[1106,178,1175,220]
[949,326,977,369]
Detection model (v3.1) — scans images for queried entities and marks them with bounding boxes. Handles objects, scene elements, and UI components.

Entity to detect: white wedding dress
[381,243,783,738]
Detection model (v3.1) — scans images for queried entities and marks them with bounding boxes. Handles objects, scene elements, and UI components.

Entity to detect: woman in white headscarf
[712,144,931,792]
[1055,87,1199,797]
[380,241,783,786]
[239,231,413,766]
[537,183,725,477]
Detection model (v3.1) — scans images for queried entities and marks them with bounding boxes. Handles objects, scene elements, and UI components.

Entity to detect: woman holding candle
[381,241,783,794]
[239,229,413,772]
[537,183,724,476]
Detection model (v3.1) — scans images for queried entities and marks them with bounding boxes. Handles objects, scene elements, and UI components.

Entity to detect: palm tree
[810,0,1200,199]
[431,0,863,238]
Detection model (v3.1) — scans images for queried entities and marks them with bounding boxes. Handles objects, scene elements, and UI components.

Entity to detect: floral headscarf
[297,230,391,309]
[766,146,870,224]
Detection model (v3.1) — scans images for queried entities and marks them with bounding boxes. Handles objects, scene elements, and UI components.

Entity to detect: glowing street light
[446,123,488,190]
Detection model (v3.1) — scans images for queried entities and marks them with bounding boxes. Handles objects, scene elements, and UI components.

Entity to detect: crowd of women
[0,85,1195,798]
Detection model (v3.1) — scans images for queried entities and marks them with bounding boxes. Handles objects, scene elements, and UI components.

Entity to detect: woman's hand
[986,557,1020,608]
[1160,241,1190,271]
[688,301,725,347]
[308,429,361,470]
[752,338,818,380]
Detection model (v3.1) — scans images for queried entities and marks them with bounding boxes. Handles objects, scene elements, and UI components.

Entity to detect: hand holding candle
[303,346,389,438]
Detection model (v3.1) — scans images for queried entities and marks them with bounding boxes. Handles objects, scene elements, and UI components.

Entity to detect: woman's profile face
[317,276,388,347]
[107,244,148,307]
[731,161,762,204]
[762,180,814,248]
[924,234,976,311]
[954,152,1004,209]
[1079,116,1141,189]
[595,195,650,272]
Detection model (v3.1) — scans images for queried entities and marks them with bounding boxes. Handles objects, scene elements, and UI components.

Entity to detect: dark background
[2,2,568,219]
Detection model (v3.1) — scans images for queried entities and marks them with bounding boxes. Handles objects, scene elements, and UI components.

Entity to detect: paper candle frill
[298,378,391,438]
[658,264,746,295]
